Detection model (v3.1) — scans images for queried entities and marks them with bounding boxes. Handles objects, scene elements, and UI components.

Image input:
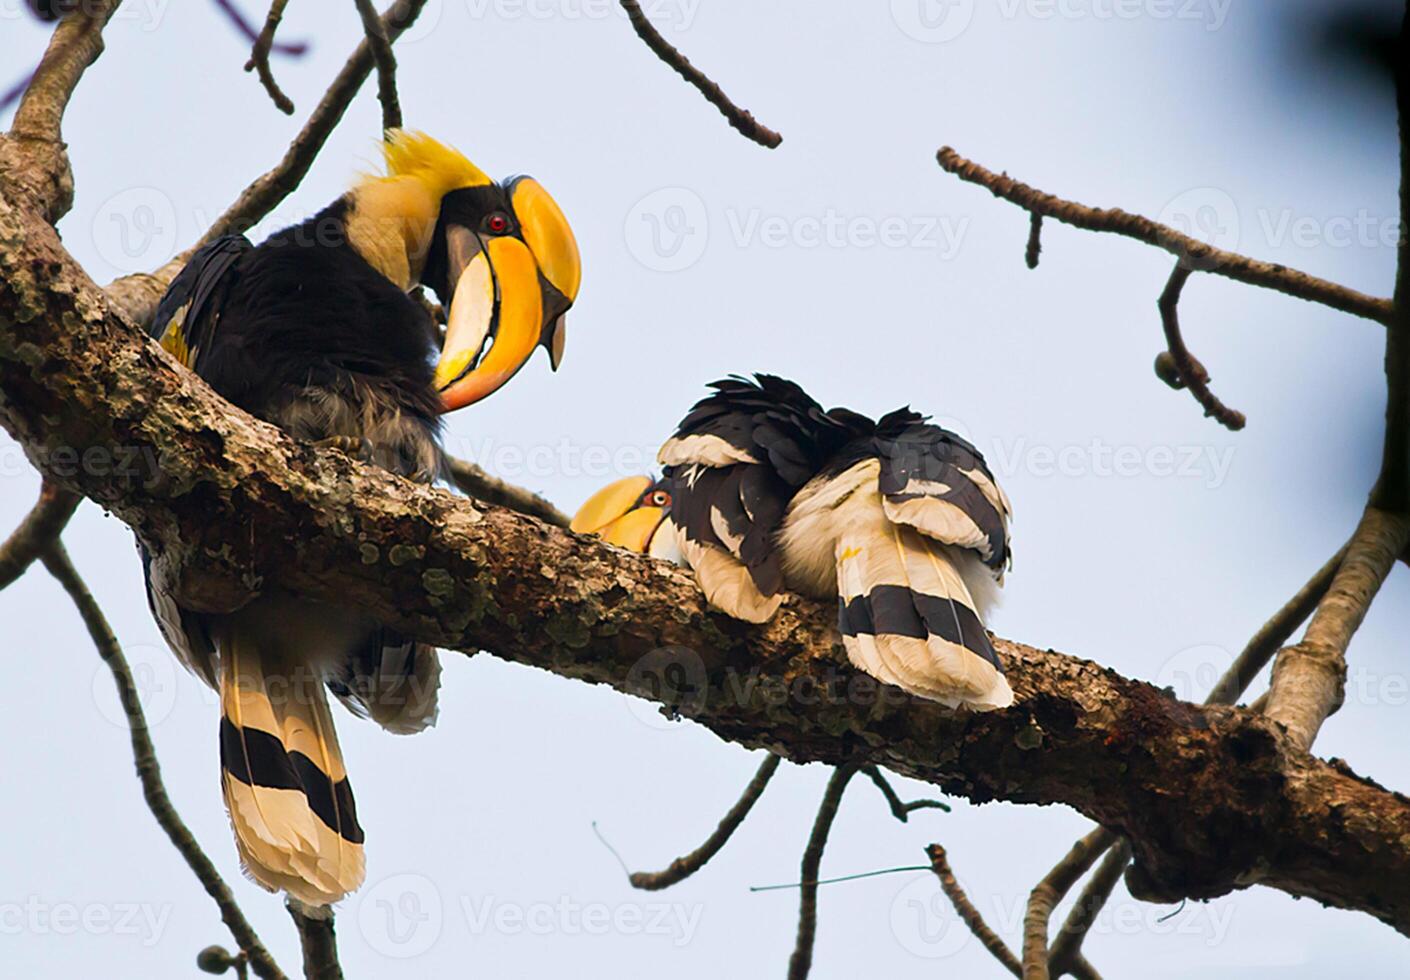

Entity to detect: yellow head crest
[379,130,491,197]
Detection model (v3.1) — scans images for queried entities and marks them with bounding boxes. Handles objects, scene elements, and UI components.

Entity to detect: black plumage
[658,374,1015,709]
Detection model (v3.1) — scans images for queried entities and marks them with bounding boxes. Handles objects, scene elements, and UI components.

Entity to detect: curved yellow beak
[570,476,652,534]
[434,177,581,413]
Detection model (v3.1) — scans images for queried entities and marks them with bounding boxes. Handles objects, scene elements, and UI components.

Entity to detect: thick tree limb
[628,753,780,890]
[936,147,1394,326]
[617,0,782,148]
[926,843,1022,977]
[786,764,855,980]
[446,456,569,528]
[1265,508,1410,751]
[0,480,79,590]
[1,1,119,221]
[6,204,1410,933]
[41,543,286,980]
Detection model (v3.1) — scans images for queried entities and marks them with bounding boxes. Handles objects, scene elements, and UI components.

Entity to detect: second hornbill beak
[434,176,581,412]
[570,476,672,554]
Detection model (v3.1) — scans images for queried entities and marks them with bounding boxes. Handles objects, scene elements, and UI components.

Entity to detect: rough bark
[3,187,1410,936]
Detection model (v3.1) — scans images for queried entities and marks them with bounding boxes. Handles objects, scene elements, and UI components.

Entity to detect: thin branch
[1266,507,1410,751]
[936,146,1395,326]
[40,543,286,980]
[244,0,296,115]
[629,753,781,890]
[1047,840,1130,977]
[1022,828,1117,980]
[287,907,344,980]
[214,0,309,55]
[1025,211,1043,269]
[925,843,1022,977]
[862,765,950,822]
[1206,542,1350,706]
[786,765,856,980]
[617,0,782,149]
[0,481,79,590]
[353,0,401,131]
[105,0,433,326]
[446,457,570,528]
[1158,262,1246,430]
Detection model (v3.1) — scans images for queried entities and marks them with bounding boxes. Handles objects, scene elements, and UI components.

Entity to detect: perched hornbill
[654,375,1015,710]
[569,475,679,561]
[142,131,580,909]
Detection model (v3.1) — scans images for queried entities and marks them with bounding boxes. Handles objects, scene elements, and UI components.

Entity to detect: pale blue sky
[2,0,1407,976]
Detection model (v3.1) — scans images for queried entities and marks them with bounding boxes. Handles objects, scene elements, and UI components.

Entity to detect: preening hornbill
[655,375,1015,710]
[142,131,580,909]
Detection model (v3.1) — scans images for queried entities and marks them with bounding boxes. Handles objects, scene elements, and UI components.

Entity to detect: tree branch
[786,764,855,980]
[244,0,296,115]
[862,765,951,821]
[936,146,1394,326]
[925,843,1022,977]
[40,542,286,980]
[617,0,782,149]
[1022,829,1117,980]
[6,214,1410,934]
[287,907,343,980]
[1157,262,1246,430]
[353,0,401,132]
[446,457,570,528]
[0,480,79,590]
[1265,507,1410,751]
[104,0,433,327]
[628,753,780,890]
[1047,840,1130,977]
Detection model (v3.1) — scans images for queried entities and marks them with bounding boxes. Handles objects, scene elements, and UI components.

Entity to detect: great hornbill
[636,374,1015,711]
[142,131,580,909]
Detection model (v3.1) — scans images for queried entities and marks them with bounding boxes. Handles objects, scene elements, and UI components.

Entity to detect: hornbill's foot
[313,435,375,462]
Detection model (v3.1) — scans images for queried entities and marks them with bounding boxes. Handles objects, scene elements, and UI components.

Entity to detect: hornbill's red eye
[648,490,671,507]
[486,213,510,234]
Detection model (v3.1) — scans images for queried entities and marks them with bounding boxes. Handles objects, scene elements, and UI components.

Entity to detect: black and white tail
[217,626,366,908]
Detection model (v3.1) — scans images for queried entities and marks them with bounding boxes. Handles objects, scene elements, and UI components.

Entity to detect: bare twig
[353,0,401,131]
[629,754,781,890]
[1158,262,1246,430]
[786,765,856,980]
[215,0,309,54]
[105,0,434,326]
[41,543,286,980]
[1022,828,1117,980]
[287,907,344,980]
[863,765,950,821]
[0,481,79,590]
[936,146,1394,326]
[1266,507,1410,751]
[1047,840,1131,976]
[447,457,570,528]
[1025,211,1043,269]
[925,844,1022,977]
[617,0,782,148]
[244,0,296,115]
